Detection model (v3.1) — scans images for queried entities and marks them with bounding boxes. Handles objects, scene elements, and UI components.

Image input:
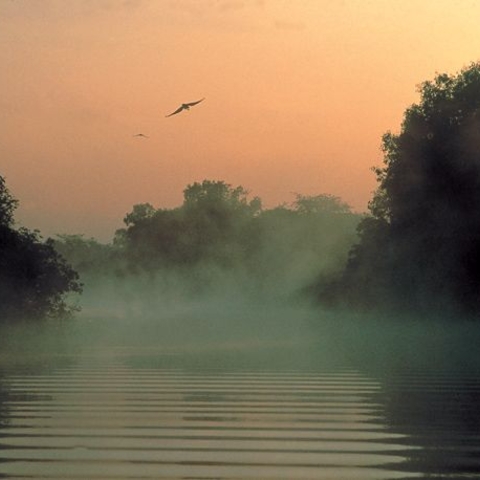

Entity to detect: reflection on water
[379,371,480,478]
[0,336,479,479]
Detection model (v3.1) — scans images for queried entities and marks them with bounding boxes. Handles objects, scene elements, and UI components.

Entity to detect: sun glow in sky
[1,0,480,241]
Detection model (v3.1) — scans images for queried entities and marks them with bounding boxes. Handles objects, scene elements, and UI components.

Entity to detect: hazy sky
[1,0,479,241]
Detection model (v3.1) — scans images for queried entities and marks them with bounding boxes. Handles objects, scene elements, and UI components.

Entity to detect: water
[1,318,480,479]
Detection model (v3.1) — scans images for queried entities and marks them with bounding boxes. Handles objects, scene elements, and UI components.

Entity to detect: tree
[123,203,155,227]
[293,194,352,216]
[342,63,480,314]
[0,175,82,321]
[0,175,18,227]
[255,194,359,299]
[183,180,262,218]
[53,234,115,275]
[117,180,263,270]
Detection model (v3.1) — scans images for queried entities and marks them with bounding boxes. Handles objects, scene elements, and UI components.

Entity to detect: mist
[44,180,357,359]
[2,65,480,398]
[40,165,480,380]
[3,3,480,474]
[2,169,480,480]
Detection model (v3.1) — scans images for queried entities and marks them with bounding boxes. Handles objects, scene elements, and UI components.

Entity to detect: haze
[1,0,479,241]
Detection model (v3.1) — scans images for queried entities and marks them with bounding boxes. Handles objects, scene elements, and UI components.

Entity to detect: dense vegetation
[334,62,480,316]
[0,176,82,321]
[54,180,360,301]
[8,64,480,321]
[114,180,263,271]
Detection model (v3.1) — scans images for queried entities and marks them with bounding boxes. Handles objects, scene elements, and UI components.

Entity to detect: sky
[1,0,480,241]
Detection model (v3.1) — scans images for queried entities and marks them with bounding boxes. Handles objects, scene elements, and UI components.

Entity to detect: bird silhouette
[166,98,205,117]
[133,133,149,138]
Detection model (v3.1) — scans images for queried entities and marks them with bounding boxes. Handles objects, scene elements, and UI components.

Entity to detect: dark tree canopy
[0,176,18,227]
[108,180,359,298]
[341,63,480,315]
[183,180,262,217]
[53,234,115,275]
[0,175,82,321]
[293,194,352,216]
[115,181,263,270]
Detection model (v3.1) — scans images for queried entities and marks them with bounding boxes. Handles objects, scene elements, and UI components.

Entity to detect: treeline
[54,181,360,299]
[0,176,81,321]
[0,174,360,323]
[324,62,480,317]
[5,63,480,321]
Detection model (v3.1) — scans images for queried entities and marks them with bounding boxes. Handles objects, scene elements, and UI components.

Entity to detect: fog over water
[2,168,480,479]
[3,63,480,478]
[2,286,480,479]
[2,205,480,480]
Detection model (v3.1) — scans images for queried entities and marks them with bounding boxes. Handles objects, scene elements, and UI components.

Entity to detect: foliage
[53,234,116,275]
[340,63,480,314]
[115,180,264,270]
[0,175,82,321]
[123,203,156,227]
[0,176,18,227]
[254,197,359,297]
[183,180,262,217]
[108,180,360,298]
[50,178,358,300]
[293,193,352,216]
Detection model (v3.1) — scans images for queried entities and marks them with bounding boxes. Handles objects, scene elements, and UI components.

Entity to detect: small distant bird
[166,98,205,117]
[133,133,149,138]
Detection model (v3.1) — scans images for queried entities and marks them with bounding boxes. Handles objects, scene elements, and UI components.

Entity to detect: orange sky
[1,0,479,241]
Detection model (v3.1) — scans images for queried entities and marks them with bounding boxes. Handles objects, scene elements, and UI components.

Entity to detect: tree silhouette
[112,180,359,300]
[0,175,82,321]
[116,181,263,270]
[341,63,480,315]
[293,194,351,216]
[0,176,18,227]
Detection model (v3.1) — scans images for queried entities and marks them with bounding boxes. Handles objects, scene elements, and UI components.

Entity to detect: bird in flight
[166,98,205,117]
[133,133,149,138]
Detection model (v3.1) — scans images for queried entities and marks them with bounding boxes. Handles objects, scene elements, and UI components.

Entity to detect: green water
[0,315,479,479]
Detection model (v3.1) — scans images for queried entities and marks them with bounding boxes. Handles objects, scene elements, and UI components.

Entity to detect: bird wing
[184,98,205,107]
[165,105,185,117]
